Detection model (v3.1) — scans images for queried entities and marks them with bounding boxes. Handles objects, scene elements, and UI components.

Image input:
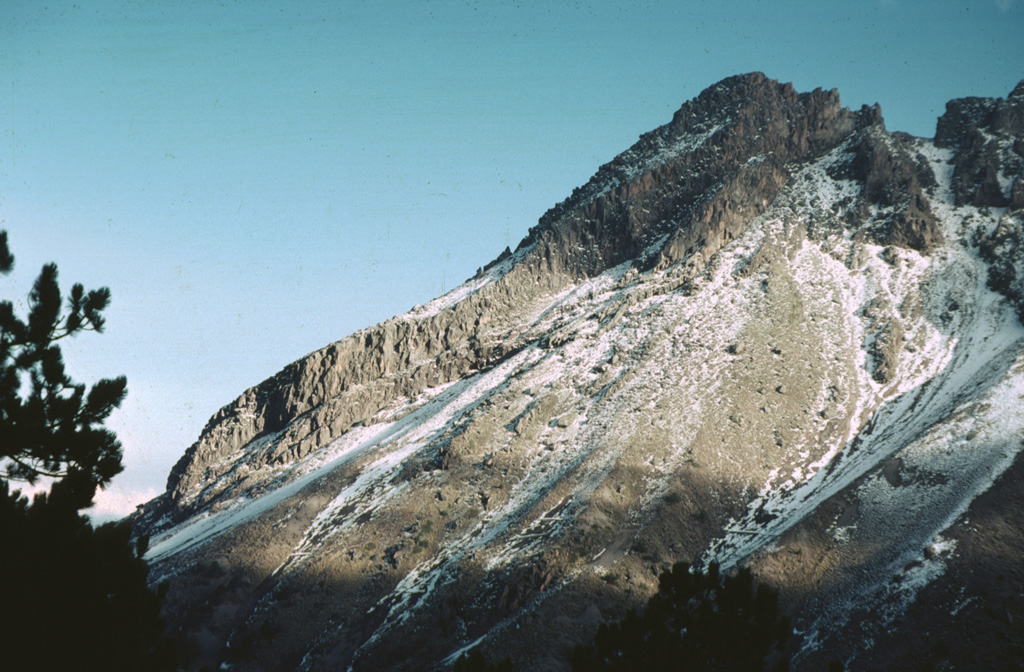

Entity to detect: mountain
[132,73,1024,671]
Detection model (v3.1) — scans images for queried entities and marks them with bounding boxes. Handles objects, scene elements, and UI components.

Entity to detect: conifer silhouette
[571,562,791,672]
[0,230,176,671]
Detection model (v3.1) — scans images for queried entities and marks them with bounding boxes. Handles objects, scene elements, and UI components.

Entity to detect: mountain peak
[522,74,904,284]
[134,76,1024,672]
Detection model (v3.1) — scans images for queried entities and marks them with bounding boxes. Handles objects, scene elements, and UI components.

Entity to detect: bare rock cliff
[135,74,1024,672]
[150,73,939,525]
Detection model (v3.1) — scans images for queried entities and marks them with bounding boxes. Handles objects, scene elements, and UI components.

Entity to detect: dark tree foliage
[0,231,176,670]
[0,230,126,508]
[571,562,791,672]
[0,481,176,671]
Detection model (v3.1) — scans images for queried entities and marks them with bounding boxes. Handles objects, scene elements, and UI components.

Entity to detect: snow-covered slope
[134,74,1024,672]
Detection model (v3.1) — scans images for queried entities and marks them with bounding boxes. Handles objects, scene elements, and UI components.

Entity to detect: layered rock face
[135,74,1024,672]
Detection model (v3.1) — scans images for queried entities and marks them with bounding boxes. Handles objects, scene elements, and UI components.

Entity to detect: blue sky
[2,0,1021,520]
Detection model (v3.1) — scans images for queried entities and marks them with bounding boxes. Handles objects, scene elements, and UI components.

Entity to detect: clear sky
[2,0,1021,521]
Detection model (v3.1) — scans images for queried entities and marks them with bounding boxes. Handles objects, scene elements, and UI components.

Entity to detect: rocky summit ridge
[134,73,1024,671]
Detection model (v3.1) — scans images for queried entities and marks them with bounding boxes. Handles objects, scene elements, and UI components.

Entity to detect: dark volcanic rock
[935,96,1000,149]
[951,129,1008,207]
[1010,177,1024,211]
[978,210,1024,321]
[936,79,1024,207]
[847,129,942,251]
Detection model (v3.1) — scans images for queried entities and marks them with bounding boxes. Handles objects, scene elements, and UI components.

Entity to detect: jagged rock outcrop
[135,75,1024,672]
[151,73,948,526]
[844,129,942,251]
[978,208,1024,320]
[935,80,1024,207]
[525,73,874,277]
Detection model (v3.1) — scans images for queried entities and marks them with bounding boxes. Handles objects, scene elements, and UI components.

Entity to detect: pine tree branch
[4,453,70,481]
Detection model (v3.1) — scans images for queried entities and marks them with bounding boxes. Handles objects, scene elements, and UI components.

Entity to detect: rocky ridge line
[134,75,1024,672]
[143,73,956,528]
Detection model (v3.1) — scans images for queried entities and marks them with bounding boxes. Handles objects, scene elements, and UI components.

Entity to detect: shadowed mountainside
[134,73,1024,672]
